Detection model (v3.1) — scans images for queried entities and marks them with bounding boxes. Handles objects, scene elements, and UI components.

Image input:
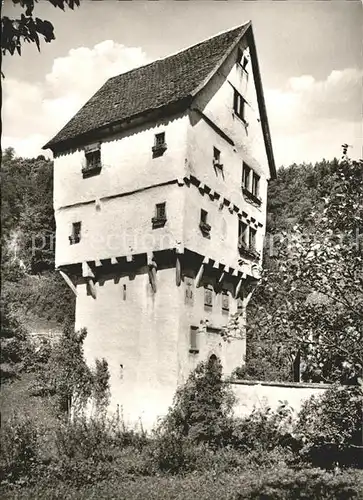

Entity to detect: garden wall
[231,380,330,417]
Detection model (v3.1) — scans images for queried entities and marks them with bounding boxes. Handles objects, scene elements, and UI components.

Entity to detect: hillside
[1,147,360,384]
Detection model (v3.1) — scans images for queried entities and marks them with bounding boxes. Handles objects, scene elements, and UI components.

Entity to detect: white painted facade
[53,36,273,427]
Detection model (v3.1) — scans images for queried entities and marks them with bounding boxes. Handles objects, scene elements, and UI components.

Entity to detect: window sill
[232,111,248,127]
[82,164,102,179]
[238,246,260,261]
[189,348,199,354]
[242,187,262,206]
[199,222,211,238]
[152,144,167,158]
[152,217,167,229]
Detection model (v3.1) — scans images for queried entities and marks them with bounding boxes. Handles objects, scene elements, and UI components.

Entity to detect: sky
[2,0,362,168]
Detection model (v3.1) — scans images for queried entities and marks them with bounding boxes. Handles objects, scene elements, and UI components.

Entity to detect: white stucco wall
[231,381,330,418]
[54,114,188,209]
[55,183,184,266]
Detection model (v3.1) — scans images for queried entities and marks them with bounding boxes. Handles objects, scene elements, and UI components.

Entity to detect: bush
[0,415,40,483]
[236,467,363,499]
[226,401,297,455]
[158,357,236,448]
[296,385,363,468]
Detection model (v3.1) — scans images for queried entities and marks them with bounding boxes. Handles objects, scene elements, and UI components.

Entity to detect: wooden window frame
[152,202,167,228]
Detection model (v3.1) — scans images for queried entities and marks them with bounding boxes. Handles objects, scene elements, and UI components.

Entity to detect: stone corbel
[82,261,96,299]
[195,257,208,288]
[175,245,183,287]
[235,278,243,299]
[59,269,77,296]
[147,252,157,293]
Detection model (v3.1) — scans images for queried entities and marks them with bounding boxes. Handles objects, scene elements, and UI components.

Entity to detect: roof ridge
[107,22,250,83]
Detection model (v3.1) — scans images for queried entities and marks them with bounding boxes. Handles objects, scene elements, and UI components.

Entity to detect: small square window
[155,132,165,147]
[213,146,220,164]
[189,326,199,353]
[249,228,257,250]
[242,163,251,189]
[156,202,166,219]
[252,173,260,197]
[152,202,167,228]
[83,146,102,178]
[204,285,213,309]
[69,222,81,245]
[152,132,167,157]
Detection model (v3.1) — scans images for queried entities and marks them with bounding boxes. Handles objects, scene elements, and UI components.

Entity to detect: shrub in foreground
[296,385,363,468]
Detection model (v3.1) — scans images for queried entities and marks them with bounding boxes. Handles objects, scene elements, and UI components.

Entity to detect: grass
[0,373,55,424]
[2,470,363,500]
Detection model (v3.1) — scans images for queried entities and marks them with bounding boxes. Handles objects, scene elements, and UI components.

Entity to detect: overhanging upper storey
[43,22,276,179]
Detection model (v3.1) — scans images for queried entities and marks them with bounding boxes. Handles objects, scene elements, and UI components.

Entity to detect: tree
[245,157,363,384]
[1,0,80,57]
[159,357,236,447]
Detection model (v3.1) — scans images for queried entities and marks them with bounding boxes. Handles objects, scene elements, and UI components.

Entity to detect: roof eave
[43,96,193,153]
[246,25,276,179]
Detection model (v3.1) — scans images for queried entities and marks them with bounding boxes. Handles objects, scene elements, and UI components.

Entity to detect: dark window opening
[208,354,219,367]
[238,220,248,248]
[199,209,211,237]
[69,222,81,245]
[213,147,222,167]
[242,163,251,189]
[152,132,167,157]
[152,202,167,228]
[83,147,102,178]
[122,284,127,301]
[233,89,245,122]
[249,227,257,251]
[242,55,249,71]
[252,173,260,197]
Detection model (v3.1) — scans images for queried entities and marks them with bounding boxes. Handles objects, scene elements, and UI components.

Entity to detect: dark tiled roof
[44,23,249,149]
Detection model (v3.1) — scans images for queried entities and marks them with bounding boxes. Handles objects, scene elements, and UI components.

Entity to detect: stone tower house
[44,22,276,427]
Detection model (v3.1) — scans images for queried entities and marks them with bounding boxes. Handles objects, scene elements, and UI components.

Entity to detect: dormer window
[152,202,167,228]
[152,132,167,157]
[213,146,223,173]
[82,144,102,178]
[69,222,81,245]
[233,89,246,122]
[199,209,211,237]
